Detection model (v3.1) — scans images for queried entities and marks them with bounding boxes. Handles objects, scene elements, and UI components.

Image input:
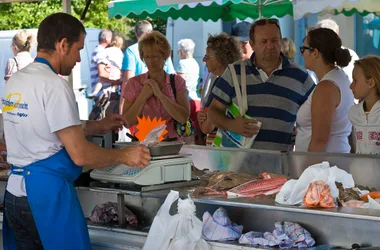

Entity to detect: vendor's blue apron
[2,57,92,250]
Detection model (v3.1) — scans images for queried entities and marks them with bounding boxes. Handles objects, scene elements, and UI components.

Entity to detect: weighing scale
[90,154,193,186]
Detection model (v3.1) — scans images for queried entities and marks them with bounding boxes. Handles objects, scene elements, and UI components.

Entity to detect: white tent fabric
[292,0,351,19]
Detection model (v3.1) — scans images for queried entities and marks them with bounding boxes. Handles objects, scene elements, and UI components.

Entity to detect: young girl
[349,55,380,154]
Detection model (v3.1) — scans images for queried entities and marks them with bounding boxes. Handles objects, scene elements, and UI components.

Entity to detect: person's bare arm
[198,110,215,134]
[84,114,126,136]
[308,80,340,152]
[208,99,258,137]
[57,125,150,169]
[146,79,190,123]
[97,64,121,86]
[157,89,190,123]
[177,72,185,79]
[122,84,153,127]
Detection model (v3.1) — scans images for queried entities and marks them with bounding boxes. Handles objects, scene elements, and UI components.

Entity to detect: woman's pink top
[123,72,187,140]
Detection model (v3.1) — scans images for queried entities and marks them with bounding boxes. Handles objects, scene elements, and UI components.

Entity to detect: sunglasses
[253,18,280,29]
[300,45,314,54]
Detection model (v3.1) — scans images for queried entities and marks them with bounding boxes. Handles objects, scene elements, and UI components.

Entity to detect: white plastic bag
[143,190,209,250]
[275,161,354,205]
[141,124,167,146]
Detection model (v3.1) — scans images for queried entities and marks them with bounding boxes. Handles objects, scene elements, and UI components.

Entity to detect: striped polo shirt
[210,53,315,151]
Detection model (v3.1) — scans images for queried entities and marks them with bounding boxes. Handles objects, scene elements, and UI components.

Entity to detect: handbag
[212,61,261,148]
[169,74,196,137]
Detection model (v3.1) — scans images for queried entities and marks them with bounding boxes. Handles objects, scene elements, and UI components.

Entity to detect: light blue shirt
[121,43,175,75]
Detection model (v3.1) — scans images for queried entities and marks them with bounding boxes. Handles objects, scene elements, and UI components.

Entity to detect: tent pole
[258,0,262,19]
[62,0,73,88]
[62,0,71,14]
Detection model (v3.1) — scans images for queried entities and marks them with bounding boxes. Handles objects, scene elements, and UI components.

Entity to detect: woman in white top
[295,28,354,153]
[4,30,34,81]
[349,56,380,154]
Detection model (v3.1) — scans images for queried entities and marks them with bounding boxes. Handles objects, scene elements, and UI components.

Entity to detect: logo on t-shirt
[1,92,29,118]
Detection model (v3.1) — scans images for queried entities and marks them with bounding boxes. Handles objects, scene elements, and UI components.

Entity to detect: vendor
[2,13,151,250]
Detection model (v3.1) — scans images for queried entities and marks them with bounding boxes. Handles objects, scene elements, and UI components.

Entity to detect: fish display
[192,169,286,198]
[227,175,287,198]
[303,181,335,208]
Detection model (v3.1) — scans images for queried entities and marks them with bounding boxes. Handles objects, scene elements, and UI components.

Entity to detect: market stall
[1,145,380,249]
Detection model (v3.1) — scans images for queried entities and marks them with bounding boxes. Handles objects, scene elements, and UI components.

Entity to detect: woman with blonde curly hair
[122,31,190,141]
[197,32,242,145]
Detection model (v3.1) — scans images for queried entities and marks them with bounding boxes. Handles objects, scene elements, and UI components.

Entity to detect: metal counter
[2,145,380,249]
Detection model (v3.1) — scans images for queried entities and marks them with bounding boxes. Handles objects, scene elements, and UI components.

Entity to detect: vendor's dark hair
[307,28,351,67]
[37,13,86,53]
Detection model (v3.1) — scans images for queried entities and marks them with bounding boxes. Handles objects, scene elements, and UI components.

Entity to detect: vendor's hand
[141,82,154,100]
[197,110,207,124]
[98,114,128,134]
[122,145,151,168]
[145,79,162,97]
[230,115,260,137]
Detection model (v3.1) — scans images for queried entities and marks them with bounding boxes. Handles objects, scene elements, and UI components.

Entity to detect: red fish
[228,176,287,197]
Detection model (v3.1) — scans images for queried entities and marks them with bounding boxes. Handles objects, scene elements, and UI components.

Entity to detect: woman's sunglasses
[300,45,314,54]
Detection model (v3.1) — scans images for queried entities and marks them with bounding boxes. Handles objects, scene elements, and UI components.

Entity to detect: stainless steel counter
[2,145,380,249]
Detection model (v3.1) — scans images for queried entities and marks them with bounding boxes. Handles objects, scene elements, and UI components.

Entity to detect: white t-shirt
[295,68,354,153]
[349,100,380,154]
[1,62,81,197]
[176,58,200,100]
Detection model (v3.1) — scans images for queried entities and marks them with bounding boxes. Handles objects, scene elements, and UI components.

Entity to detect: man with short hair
[315,18,359,83]
[231,21,254,60]
[208,18,315,151]
[2,13,150,250]
[90,28,113,92]
[119,20,175,114]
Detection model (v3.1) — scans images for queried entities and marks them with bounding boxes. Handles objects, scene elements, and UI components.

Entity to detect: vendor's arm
[83,114,126,136]
[308,80,340,152]
[46,78,150,169]
[57,125,150,169]
[122,80,153,127]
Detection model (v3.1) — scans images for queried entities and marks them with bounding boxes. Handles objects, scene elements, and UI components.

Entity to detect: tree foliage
[0,0,167,40]
[0,0,129,33]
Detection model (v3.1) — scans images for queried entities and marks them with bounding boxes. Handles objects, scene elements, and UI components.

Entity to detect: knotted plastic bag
[143,190,209,250]
[275,161,354,205]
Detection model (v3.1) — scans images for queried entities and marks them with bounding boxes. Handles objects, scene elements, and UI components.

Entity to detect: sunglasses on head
[253,18,280,28]
[300,45,314,54]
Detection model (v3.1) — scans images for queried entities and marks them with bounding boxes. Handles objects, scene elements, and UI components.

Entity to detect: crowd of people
[85,18,380,155]
[1,12,380,249]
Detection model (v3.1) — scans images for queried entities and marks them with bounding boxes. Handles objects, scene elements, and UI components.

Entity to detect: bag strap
[13,58,19,71]
[169,74,176,99]
[240,61,247,113]
[228,62,248,115]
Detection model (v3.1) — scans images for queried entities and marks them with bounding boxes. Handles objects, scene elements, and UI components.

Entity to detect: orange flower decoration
[135,116,168,142]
